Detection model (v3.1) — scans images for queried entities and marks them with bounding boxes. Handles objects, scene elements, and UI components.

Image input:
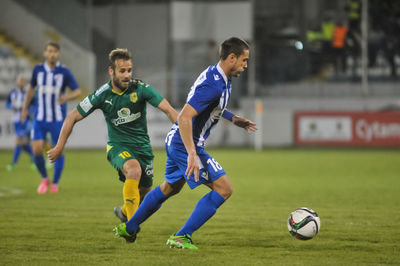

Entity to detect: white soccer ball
[287,207,321,240]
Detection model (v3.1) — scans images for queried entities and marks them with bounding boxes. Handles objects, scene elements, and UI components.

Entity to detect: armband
[222,109,235,122]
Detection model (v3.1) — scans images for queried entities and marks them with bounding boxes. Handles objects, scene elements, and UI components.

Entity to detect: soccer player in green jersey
[48,48,178,221]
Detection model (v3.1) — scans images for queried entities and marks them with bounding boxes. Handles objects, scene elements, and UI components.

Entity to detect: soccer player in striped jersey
[114,37,257,249]
[6,75,35,171]
[21,41,81,194]
[47,48,177,223]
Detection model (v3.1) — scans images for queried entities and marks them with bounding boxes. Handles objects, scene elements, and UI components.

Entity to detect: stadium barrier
[295,111,400,147]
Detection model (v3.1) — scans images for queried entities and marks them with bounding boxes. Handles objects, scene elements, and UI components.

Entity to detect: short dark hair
[45,41,60,51]
[109,48,132,70]
[219,37,249,60]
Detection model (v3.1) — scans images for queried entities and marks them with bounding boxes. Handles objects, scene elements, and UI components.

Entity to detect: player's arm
[20,85,35,123]
[222,109,258,133]
[59,69,82,104]
[157,98,178,124]
[59,88,82,105]
[47,108,84,162]
[178,104,201,182]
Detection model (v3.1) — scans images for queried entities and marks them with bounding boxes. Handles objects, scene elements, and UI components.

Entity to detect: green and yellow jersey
[76,79,163,154]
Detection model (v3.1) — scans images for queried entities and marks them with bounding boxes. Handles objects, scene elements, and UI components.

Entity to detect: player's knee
[220,185,233,200]
[32,146,42,155]
[212,176,233,200]
[160,179,184,197]
[124,160,142,180]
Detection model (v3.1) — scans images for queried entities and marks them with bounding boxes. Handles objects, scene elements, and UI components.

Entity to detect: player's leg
[118,178,185,241]
[171,151,228,247]
[107,145,142,221]
[22,140,35,171]
[136,157,156,203]
[7,123,23,170]
[20,120,35,169]
[19,120,34,158]
[49,121,64,193]
[117,146,186,241]
[174,175,230,236]
[120,158,142,220]
[21,137,34,160]
[115,180,150,223]
[31,121,50,194]
[139,186,152,203]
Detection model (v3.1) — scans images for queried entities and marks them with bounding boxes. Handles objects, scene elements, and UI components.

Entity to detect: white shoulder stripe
[95,83,110,96]
[186,68,209,102]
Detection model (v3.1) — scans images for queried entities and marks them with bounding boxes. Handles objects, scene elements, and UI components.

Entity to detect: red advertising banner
[294,111,400,147]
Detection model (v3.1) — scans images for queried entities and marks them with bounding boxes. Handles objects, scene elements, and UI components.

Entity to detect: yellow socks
[122,179,140,220]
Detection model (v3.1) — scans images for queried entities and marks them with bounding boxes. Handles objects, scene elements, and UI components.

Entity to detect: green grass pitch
[0,148,399,265]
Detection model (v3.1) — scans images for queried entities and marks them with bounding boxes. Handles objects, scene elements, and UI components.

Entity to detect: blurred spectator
[347,0,361,36]
[306,14,335,76]
[332,21,349,75]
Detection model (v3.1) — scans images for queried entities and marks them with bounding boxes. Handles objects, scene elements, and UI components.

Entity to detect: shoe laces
[174,234,193,244]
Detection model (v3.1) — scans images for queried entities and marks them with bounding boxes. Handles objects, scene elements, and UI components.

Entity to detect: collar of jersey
[216,63,228,85]
[44,61,61,72]
[111,87,128,95]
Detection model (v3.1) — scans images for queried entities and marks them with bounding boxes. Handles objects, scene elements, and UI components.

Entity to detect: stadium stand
[0,30,39,97]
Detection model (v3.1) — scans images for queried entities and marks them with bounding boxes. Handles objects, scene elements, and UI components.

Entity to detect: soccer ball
[287,207,321,240]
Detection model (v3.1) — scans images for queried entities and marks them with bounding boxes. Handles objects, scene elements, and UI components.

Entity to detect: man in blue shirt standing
[21,41,81,194]
[6,75,35,171]
[114,37,257,250]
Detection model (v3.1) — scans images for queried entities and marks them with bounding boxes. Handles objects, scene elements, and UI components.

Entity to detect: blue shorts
[164,143,226,189]
[31,120,63,145]
[14,120,32,138]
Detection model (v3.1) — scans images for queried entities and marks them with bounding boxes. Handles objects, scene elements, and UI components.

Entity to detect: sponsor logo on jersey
[130,92,138,103]
[105,99,113,105]
[112,107,141,126]
[214,74,220,81]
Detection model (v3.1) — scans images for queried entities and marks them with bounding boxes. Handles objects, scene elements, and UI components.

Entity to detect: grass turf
[0,149,399,265]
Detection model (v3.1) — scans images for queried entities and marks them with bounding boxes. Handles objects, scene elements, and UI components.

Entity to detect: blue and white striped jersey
[166,63,231,147]
[6,87,34,123]
[30,61,79,122]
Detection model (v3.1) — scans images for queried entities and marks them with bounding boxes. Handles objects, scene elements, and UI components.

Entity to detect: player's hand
[58,95,67,105]
[47,146,62,163]
[185,152,200,182]
[232,116,258,133]
[20,108,27,123]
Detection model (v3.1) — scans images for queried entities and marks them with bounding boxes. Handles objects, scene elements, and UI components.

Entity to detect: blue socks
[126,186,167,234]
[53,155,65,184]
[34,154,48,178]
[11,144,34,165]
[33,154,64,184]
[22,144,34,159]
[176,190,225,236]
[125,187,225,237]
[12,145,22,165]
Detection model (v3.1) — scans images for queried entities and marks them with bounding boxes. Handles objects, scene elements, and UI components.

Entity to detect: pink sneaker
[37,178,50,194]
[50,184,59,194]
